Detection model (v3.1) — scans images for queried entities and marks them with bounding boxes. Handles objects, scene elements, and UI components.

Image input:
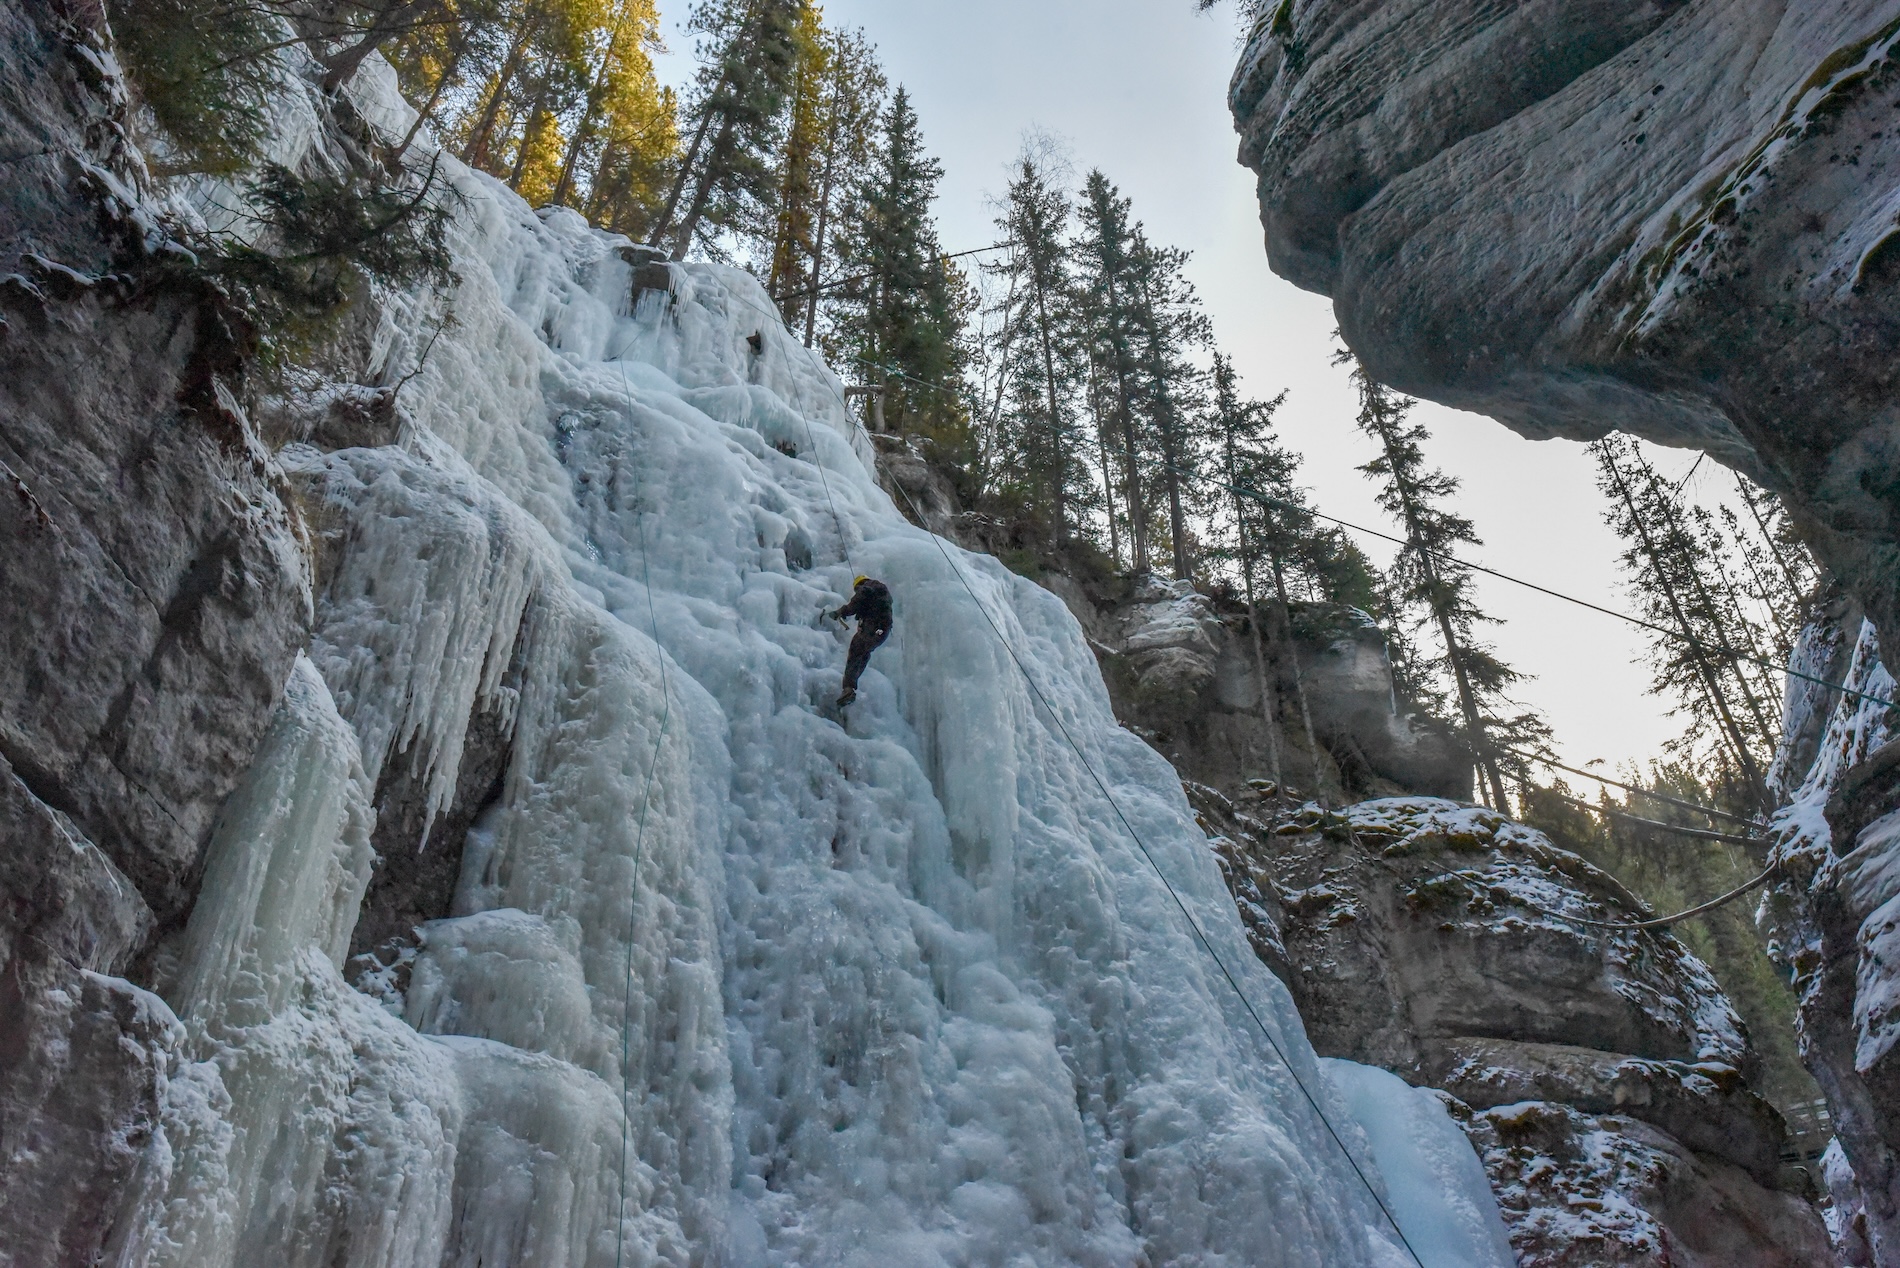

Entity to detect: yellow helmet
[853,575,870,588]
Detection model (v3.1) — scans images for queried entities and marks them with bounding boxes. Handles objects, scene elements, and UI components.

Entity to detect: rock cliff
[1231,0,1900,638]
[1233,4,1900,1260]
[1202,791,1833,1266]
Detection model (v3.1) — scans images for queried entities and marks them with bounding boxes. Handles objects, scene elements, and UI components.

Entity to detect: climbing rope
[882,474,1429,1268]
[611,358,675,1268]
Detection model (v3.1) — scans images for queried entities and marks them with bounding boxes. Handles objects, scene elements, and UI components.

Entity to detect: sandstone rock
[1233,0,1900,639]
[1427,1036,1785,1182]
[1463,1098,1835,1267]
[1254,797,1749,1074]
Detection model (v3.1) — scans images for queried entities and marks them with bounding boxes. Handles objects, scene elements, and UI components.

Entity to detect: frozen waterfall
[106,65,1513,1268]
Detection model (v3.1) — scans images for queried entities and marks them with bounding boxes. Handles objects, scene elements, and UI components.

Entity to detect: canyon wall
[1232,0,1900,636]
[1232,2,1900,1260]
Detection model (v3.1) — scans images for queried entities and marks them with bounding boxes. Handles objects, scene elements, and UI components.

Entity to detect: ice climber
[827,575,892,707]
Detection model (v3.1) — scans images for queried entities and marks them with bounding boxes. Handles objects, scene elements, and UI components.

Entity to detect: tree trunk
[319,0,433,95]
[1162,417,1189,579]
[1737,476,1808,601]
[802,86,842,347]
[394,35,466,159]
[1603,445,1771,812]
[508,88,551,190]
[461,24,535,170]
[1226,457,1281,786]
[1032,270,1065,541]
[1630,448,1777,806]
[1090,362,1121,568]
[1372,422,1508,809]
[551,13,629,208]
[1425,565,1508,810]
[670,114,738,259]
[1270,551,1325,794]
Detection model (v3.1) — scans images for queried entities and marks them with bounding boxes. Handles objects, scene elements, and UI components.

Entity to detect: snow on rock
[1208,792,1836,1262]
[1463,1099,1834,1268]
[97,61,1513,1267]
[1758,608,1900,1260]
[1265,796,1749,1072]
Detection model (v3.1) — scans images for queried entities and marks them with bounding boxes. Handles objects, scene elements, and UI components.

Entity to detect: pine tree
[385,0,676,219]
[1348,357,1530,808]
[762,3,829,305]
[1074,171,1149,571]
[581,71,678,237]
[1726,476,1818,661]
[656,0,802,260]
[1591,436,1784,813]
[545,0,672,219]
[826,88,971,458]
[451,0,591,181]
[1126,229,1211,580]
[985,152,1092,546]
[773,28,885,345]
[1207,353,1319,788]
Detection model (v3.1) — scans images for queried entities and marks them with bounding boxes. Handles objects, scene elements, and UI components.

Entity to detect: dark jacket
[837,579,892,631]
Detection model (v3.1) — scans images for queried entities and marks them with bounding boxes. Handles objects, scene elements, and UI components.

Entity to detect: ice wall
[108,61,1512,1267]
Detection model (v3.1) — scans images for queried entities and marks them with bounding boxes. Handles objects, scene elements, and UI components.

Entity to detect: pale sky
[656,0,1722,776]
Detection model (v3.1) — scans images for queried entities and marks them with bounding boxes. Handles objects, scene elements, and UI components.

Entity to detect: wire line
[1187,464,1894,712]
[1416,857,1779,932]
[1513,751,1763,827]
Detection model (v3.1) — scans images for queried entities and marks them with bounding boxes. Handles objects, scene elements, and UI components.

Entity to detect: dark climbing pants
[843,622,891,694]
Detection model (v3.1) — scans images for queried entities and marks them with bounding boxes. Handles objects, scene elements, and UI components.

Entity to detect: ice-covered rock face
[1231,0,1900,638]
[11,50,1524,1268]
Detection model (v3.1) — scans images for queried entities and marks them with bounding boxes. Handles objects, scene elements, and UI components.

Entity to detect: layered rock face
[1760,605,1900,1264]
[1234,3,1900,1259]
[1036,573,1470,802]
[1231,0,1900,637]
[1203,791,1833,1266]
